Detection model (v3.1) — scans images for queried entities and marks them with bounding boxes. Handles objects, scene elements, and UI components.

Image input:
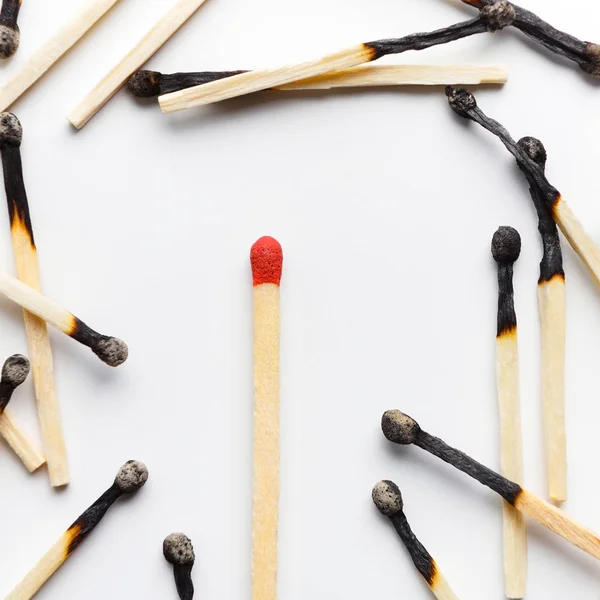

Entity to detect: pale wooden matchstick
[0,0,122,112]
[0,0,21,59]
[164,533,195,600]
[250,235,283,600]
[0,113,68,487]
[372,481,460,600]
[6,460,148,600]
[382,410,600,561]
[68,0,210,129]
[492,226,527,600]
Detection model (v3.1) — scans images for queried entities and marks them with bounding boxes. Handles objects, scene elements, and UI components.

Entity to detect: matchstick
[372,481,460,600]
[164,533,195,600]
[0,0,21,59]
[492,226,527,599]
[6,460,148,600]
[381,410,600,561]
[0,0,122,112]
[0,272,128,366]
[445,88,600,295]
[68,0,210,129]
[126,64,508,97]
[518,136,567,504]
[0,113,68,487]
[250,236,283,600]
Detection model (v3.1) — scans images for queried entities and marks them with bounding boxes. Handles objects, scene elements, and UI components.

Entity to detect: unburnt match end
[0,0,21,59]
[372,481,460,599]
[6,461,148,600]
[164,533,195,600]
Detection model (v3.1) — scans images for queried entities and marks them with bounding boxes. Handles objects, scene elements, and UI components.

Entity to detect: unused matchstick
[492,226,527,599]
[381,410,600,561]
[6,460,148,600]
[127,64,507,97]
[0,113,68,487]
[164,533,195,600]
[68,0,210,129]
[0,0,121,112]
[372,481,460,600]
[0,0,21,59]
[445,87,600,294]
[518,136,567,504]
[250,235,283,600]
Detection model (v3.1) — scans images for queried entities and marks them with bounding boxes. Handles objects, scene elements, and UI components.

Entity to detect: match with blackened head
[480,0,516,32]
[164,533,195,566]
[0,112,22,147]
[518,136,547,168]
[251,236,283,286]
[2,354,30,388]
[582,43,600,79]
[114,460,148,493]
[92,336,129,367]
[381,410,421,445]
[492,226,521,264]
[445,87,476,119]
[126,70,162,98]
[0,19,19,59]
[372,480,404,517]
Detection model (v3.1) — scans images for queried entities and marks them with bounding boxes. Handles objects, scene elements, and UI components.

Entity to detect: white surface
[0,0,599,598]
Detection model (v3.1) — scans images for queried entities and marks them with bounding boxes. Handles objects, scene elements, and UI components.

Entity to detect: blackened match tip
[372,480,403,516]
[381,410,421,445]
[0,20,19,59]
[480,0,516,32]
[445,87,476,119]
[2,354,30,388]
[164,533,195,566]
[92,336,128,367]
[491,226,521,264]
[114,460,148,493]
[582,43,600,78]
[518,136,547,167]
[126,70,162,98]
[0,112,22,146]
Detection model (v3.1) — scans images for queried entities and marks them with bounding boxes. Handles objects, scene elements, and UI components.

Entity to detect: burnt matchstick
[0,0,21,59]
[460,0,600,77]
[518,136,567,504]
[492,227,527,599]
[0,112,68,487]
[445,87,600,299]
[0,353,29,413]
[164,533,195,600]
[372,481,460,600]
[382,410,600,561]
[6,460,148,600]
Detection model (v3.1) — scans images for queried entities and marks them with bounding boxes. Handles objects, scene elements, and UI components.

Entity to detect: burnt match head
[0,112,22,147]
[114,460,148,493]
[480,0,516,32]
[518,136,547,168]
[381,410,421,445]
[492,226,521,264]
[126,70,162,98]
[251,236,283,286]
[164,533,195,566]
[0,19,19,60]
[372,480,404,517]
[445,87,476,119]
[92,336,128,367]
[2,354,30,388]
[582,43,600,78]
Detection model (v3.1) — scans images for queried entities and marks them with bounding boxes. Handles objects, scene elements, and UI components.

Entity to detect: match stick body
[0,113,68,487]
[68,0,209,129]
[0,0,21,58]
[0,409,45,471]
[251,236,283,600]
[0,0,121,112]
[6,461,148,600]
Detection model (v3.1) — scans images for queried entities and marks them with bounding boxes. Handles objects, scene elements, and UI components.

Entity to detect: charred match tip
[372,480,404,517]
[445,86,476,118]
[164,533,195,566]
[583,43,600,78]
[480,0,516,32]
[92,336,128,367]
[251,236,283,286]
[381,410,421,445]
[2,354,30,388]
[518,136,547,167]
[492,226,521,264]
[126,70,162,98]
[114,460,148,493]
[0,19,19,59]
[0,112,22,146]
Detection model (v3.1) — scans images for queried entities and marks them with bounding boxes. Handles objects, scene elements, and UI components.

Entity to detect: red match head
[251,236,283,286]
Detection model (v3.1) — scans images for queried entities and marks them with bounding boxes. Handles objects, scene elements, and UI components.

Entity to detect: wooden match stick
[126,64,508,97]
[6,460,148,600]
[0,0,21,59]
[381,410,600,561]
[164,533,195,600]
[492,226,527,599]
[68,0,210,129]
[250,236,283,600]
[0,0,122,112]
[372,481,460,600]
[0,113,68,487]
[445,88,600,295]
[518,136,567,504]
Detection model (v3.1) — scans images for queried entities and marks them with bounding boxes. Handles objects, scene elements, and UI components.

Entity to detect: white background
[0,0,599,598]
